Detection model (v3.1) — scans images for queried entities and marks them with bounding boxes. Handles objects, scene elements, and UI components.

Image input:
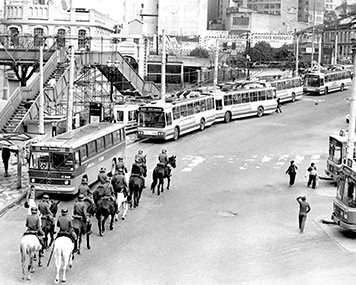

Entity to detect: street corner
[316,216,356,253]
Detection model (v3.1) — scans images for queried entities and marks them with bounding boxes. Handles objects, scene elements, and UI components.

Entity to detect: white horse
[20,234,43,280]
[53,236,74,284]
[115,192,129,221]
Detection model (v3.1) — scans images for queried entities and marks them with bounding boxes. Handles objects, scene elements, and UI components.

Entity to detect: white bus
[270,77,303,103]
[114,103,139,134]
[303,70,352,95]
[137,92,215,140]
[28,122,126,195]
[213,86,277,123]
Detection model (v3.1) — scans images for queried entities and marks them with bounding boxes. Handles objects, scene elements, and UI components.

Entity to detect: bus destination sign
[140,107,163,112]
[39,146,61,151]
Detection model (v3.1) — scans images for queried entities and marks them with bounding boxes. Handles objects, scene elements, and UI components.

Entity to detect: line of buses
[27,70,352,200]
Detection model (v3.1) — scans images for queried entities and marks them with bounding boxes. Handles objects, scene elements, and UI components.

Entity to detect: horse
[95,198,118,236]
[72,198,96,254]
[53,236,74,284]
[129,175,144,209]
[20,234,43,280]
[151,155,177,195]
[41,200,60,249]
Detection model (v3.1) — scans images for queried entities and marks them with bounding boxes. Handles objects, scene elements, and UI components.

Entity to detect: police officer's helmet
[118,168,124,173]
[82,177,88,183]
[162,149,167,153]
[61,208,68,215]
[138,150,143,154]
[31,207,38,214]
[78,194,85,201]
[43,194,49,200]
[118,157,123,161]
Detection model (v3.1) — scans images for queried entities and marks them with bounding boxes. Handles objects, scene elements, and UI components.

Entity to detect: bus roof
[139,94,213,109]
[31,122,125,150]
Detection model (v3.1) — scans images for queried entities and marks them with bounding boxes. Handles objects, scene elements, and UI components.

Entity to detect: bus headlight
[158,132,164,136]
[344,211,348,219]
[64,180,70,185]
[31,178,35,183]
[138,131,143,135]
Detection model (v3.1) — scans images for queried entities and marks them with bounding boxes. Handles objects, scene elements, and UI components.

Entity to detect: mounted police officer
[158,149,171,177]
[112,168,128,196]
[73,194,92,235]
[38,194,54,224]
[97,167,107,184]
[78,177,91,197]
[116,157,128,174]
[133,150,146,188]
[56,208,77,245]
[24,207,45,256]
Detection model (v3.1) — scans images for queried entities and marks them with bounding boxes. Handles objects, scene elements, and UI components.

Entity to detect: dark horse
[72,198,96,254]
[41,200,60,249]
[129,175,144,209]
[93,190,117,236]
[151,155,177,195]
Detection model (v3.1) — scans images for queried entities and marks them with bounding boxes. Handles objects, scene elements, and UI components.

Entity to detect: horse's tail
[20,242,26,264]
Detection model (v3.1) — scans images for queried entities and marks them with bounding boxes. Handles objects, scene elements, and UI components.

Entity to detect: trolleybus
[213,86,277,123]
[28,122,126,194]
[332,162,356,231]
[303,70,352,95]
[270,77,303,103]
[137,92,215,140]
[113,103,139,134]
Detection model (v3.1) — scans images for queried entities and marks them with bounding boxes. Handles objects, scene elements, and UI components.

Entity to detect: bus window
[224,95,232,106]
[343,178,356,208]
[113,130,121,143]
[166,112,172,126]
[128,110,136,122]
[305,76,320,87]
[96,137,105,153]
[173,106,180,119]
[87,141,96,157]
[250,91,258,102]
[121,128,126,140]
[233,93,241,104]
[104,134,113,148]
[74,151,80,169]
[241,92,250,103]
[201,100,206,111]
[266,89,274,100]
[180,105,187,117]
[215,99,223,110]
[79,145,87,161]
[258,90,266,100]
[187,103,194,115]
[194,101,201,113]
[329,138,342,164]
[116,111,124,122]
[52,152,74,170]
[207,98,213,110]
[30,152,49,169]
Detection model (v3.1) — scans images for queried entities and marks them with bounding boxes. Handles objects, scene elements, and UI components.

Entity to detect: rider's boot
[38,236,45,257]
[87,221,92,235]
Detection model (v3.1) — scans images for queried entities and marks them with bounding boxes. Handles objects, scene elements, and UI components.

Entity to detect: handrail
[0,86,22,131]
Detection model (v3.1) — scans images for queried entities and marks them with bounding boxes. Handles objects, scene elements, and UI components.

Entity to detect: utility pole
[318,34,322,70]
[311,0,316,67]
[67,46,74,131]
[38,44,44,133]
[295,32,299,77]
[161,29,166,101]
[214,39,218,92]
[347,38,356,163]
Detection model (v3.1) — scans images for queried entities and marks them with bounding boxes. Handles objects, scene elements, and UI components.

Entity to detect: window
[250,91,258,102]
[201,100,206,111]
[57,29,66,47]
[224,95,232,106]
[87,141,96,156]
[173,107,180,120]
[233,94,241,104]
[180,104,187,117]
[194,101,201,113]
[34,28,44,47]
[187,103,194,115]
[207,98,214,110]
[166,112,172,126]
[116,111,124,122]
[128,110,137,121]
[241,92,250,103]
[104,134,112,147]
[266,89,274,100]
[258,90,266,101]
[74,151,80,169]
[79,145,87,161]
[215,99,223,110]
[78,29,86,49]
[233,17,250,26]
[96,137,105,152]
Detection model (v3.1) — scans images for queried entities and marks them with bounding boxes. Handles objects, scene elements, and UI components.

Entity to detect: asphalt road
[1,89,356,285]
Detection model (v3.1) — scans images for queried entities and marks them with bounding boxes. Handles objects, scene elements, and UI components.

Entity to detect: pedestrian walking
[26,185,37,216]
[296,196,311,233]
[2,147,11,177]
[286,160,298,187]
[275,98,282,113]
[306,162,318,189]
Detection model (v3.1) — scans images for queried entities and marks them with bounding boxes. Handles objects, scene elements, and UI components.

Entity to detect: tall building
[298,0,325,25]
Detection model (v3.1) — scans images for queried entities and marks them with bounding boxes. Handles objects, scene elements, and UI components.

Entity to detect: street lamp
[106,59,120,120]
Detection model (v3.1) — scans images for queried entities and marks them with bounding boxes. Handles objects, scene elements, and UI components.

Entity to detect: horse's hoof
[121,216,125,220]
[30,268,35,273]
[77,250,81,255]
[55,278,59,284]
[27,276,31,280]
[110,227,113,231]
[167,188,170,190]
[38,262,42,267]
[33,255,37,261]
[87,246,91,250]
[115,218,118,222]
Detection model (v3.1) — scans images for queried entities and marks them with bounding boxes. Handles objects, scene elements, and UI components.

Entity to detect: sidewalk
[0,133,139,216]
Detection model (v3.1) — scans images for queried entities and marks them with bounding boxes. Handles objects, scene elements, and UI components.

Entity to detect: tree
[249,41,275,63]
[189,47,210,58]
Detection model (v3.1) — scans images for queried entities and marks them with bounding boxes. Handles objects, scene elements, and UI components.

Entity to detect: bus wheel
[199,119,205,131]
[291,93,296,102]
[224,112,231,123]
[257,106,264,117]
[173,127,179,141]
[340,83,345,91]
[324,87,328,95]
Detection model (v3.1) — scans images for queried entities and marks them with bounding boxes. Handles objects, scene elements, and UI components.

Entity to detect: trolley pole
[161,29,166,101]
[66,46,74,131]
[295,31,299,77]
[347,38,356,163]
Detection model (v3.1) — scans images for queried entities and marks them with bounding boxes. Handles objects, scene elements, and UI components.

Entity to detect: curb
[0,134,143,216]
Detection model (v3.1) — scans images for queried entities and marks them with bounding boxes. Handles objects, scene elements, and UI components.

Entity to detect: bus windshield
[304,76,320,87]
[337,177,356,208]
[138,111,165,128]
[329,138,343,164]
[30,151,75,171]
